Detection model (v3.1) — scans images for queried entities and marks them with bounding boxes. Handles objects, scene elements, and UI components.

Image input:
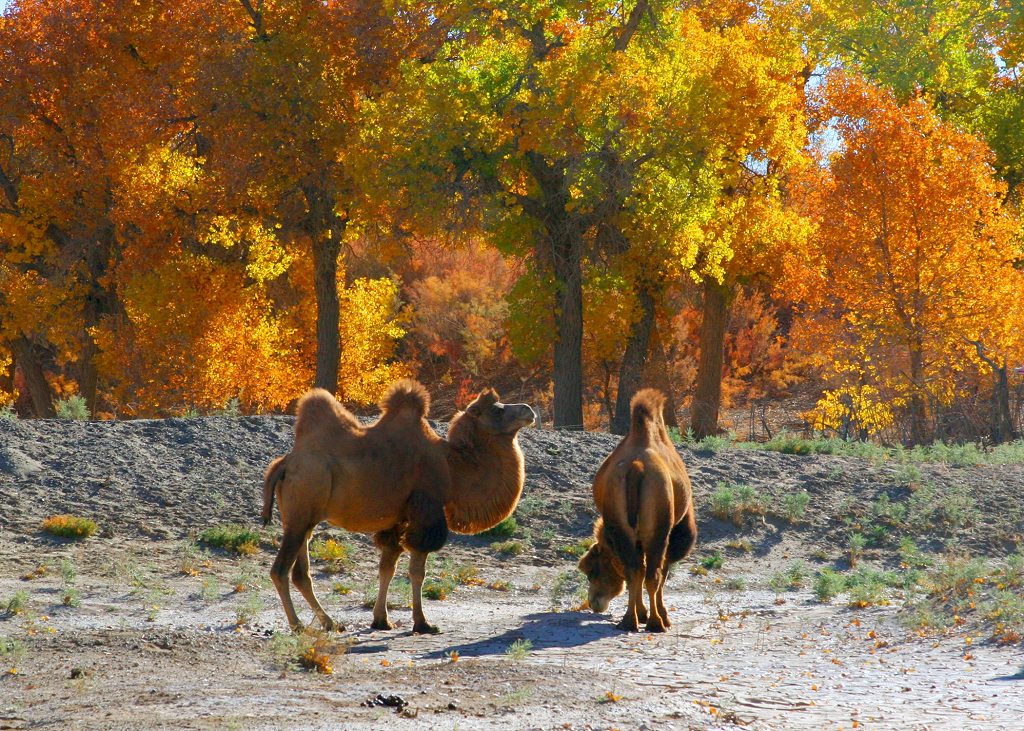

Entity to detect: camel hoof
[413,622,440,635]
[645,620,667,633]
[370,618,395,631]
[616,618,640,633]
[322,616,343,632]
[289,622,306,634]
[637,607,648,623]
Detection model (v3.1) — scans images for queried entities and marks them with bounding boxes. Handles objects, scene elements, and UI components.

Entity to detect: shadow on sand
[418,610,622,659]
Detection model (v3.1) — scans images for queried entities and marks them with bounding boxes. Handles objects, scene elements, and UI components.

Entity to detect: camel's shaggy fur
[578,389,697,632]
[262,379,535,634]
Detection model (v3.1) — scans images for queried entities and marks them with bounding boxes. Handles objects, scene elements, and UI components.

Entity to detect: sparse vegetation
[200,576,222,603]
[0,403,17,421]
[710,482,767,526]
[362,577,411,610]
[4,591,30,616]
[550,569,587,609]
[42,514,98,539]
[0,636,26,663]
[309,537,353,572]
[199,524,260,555]
[268,631,346,674]
[848,533,867,567]
[60,558,80,607]
[491,539,523,556]
[560,537,596,558]
[179,540,210,576]
[505,638,532,660]
[217,397,242,417]
[235,591,265,625]
[725,538,753,553]
[769,561,809,592]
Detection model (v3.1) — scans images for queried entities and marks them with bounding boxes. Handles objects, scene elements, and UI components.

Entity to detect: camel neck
[443,433,525,535]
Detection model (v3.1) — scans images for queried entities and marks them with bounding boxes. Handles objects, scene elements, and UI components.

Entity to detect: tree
[186,0,434,395]
[370,2,805,429]
[0,0,193,415]
[791,72,1022,444]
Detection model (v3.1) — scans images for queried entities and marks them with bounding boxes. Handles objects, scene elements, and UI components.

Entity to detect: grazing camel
[261,380,535,634]
[578,389,697,632]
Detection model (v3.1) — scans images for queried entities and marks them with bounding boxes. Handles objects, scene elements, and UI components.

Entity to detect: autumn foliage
[0,1,1021,444]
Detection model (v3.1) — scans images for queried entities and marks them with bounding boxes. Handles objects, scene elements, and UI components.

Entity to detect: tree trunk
[312,231,343,394]
[690,279,730,439]
[967,339,1018,444]
[551,250,584,429]
[908,344,928,445]
[645,325,679,428]
[611,287,656,435]
[992,361,1017,443]
[11,336,55,418]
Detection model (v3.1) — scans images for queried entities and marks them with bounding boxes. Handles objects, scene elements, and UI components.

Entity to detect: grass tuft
[199,524,261,555]
[42,514,98,540]
[481,516,518,539]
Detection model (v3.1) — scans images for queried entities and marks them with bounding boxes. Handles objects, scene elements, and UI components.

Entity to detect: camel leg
[617,570,644,632]
[270,529,307,631]
[371,528,403,631]
[402,491,447,635]
[655,573,670,628]
[408,550,439,634]
[291,530,341,632]
[644,526,671,633]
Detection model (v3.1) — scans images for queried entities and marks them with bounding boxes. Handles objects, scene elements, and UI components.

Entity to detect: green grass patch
[199,524,261,555]
[481,516,518,539]
[699,551,724,571]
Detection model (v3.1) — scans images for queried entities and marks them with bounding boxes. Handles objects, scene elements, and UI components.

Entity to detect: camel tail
[261,456,287,526]
[625,460,644,529]
[380,379,430,418]
[630,388,666,438]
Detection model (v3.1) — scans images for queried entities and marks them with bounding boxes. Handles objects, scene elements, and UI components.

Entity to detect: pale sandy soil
[1,417,1022,730]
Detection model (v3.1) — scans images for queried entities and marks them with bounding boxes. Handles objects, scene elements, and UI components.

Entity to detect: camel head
[457,388,537,438]
[578,542,625,614]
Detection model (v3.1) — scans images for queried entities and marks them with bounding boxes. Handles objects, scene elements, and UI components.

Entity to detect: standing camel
[578,388,697,632]
[261,380,536,634]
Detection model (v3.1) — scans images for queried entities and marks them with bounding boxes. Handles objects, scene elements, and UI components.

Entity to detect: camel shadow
[421,610,622,659]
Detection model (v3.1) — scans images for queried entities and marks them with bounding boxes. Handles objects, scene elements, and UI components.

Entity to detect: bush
[0,403,16,421]
[55,395,90,420]
[781,490,810,523]
[199,524,261,555]
[814,569,845,602]
[42,514,98,539]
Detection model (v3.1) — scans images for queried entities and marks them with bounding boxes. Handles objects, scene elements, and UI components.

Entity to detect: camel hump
[630,388,666,436]
[295,388,360,436]
[380,379,430,419]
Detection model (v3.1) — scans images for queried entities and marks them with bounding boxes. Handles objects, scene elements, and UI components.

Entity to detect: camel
[578,388,697,632]
[261,379,536,634]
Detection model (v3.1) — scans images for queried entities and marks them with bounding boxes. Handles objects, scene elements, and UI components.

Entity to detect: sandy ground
[2,416,1023,729]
